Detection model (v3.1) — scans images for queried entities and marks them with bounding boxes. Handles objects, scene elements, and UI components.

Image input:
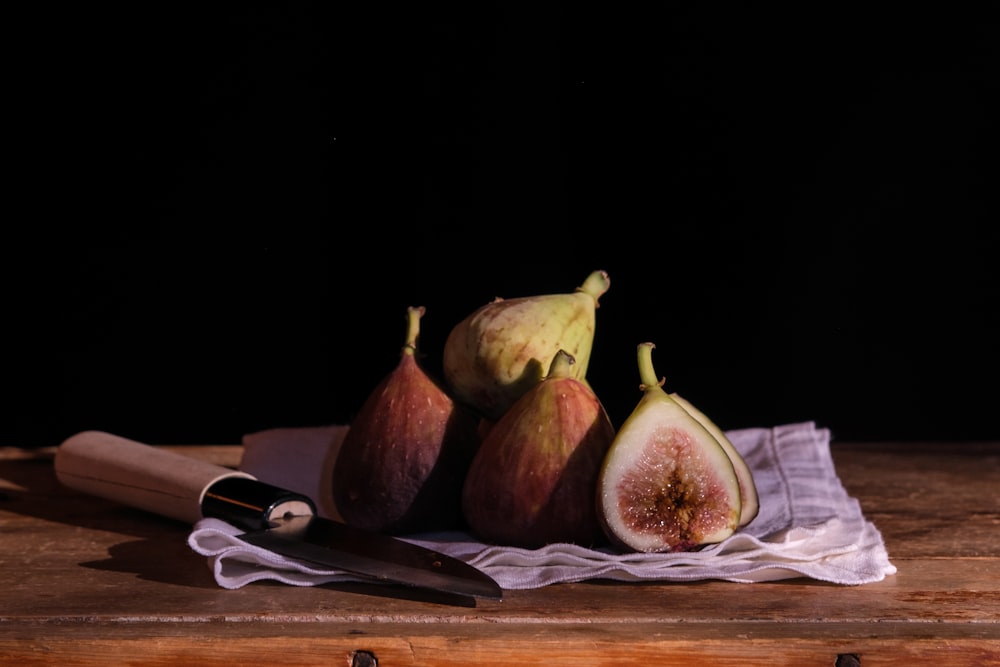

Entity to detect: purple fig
[332,306,481,535]
[597,342,743,552]
[461,350,616,548]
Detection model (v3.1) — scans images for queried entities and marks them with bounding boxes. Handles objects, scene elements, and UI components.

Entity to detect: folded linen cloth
[188,421,897,589]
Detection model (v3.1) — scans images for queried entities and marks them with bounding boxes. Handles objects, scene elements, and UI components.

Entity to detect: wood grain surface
[1,441,997,666]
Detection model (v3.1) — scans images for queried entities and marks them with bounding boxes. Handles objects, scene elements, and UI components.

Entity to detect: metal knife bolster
[202,477,316,532]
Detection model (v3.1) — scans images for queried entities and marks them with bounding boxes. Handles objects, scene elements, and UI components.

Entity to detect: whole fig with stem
[596,342,743,553]
[332,306,481,535]
[461,349,616,548]
[443,270,611,421]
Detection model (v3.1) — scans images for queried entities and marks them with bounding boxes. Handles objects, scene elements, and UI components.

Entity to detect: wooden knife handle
[55,430,255,525]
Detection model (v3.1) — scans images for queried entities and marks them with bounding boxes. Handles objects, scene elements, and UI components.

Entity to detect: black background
[7,4,997,447]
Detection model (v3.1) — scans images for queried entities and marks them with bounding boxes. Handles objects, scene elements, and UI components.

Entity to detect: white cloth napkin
[188,421,897,590]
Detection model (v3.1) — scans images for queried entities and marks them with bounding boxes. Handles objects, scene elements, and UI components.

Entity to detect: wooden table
[1,440,997,666]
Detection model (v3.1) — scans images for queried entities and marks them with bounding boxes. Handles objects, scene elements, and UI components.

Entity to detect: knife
[54,430,502,601]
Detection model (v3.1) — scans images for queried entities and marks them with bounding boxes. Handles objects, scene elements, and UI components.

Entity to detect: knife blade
[54,430,502,601]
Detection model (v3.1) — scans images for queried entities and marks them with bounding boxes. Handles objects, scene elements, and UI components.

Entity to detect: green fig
[596,342,742,553]
[443,270,611,421]
[669,392,759,527]
[332,306,481,535]
[461,350,616,548]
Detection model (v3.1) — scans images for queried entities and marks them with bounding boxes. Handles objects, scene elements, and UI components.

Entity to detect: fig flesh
[669,392,759,527]
[443,270,610,421]
[332,306,481,535]
[461,350,616,548]
[596,342,742,553]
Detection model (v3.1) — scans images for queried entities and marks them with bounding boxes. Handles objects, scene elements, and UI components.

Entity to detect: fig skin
[332,306,481,535]
[443,270,610,421]
[461,350,616,549]
[596,342,742,553]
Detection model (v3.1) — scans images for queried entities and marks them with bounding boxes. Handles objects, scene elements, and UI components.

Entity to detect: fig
[332,306,481,535]
[461,349,616,548]
[669,392,759,527]
[596,342,742,553]
[443,270,611,421]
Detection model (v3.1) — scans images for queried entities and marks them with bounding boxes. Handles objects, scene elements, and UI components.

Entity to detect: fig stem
[404,306,426,356]
[576,270,611,305]
[637,342,667,392]
[546,349,576,380]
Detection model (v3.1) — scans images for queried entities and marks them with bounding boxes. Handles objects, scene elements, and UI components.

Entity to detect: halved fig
[596,343,742,553]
